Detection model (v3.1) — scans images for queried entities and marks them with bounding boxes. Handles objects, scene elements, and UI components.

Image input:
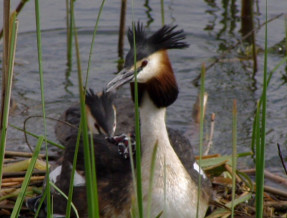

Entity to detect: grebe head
[85,89,116,137]
[106,23,189,107]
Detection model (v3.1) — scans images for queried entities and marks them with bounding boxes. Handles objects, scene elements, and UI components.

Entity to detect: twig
[240,168,287,187]
[263,184,287,198]
[5,150,45,158]
[23,115,74,152]
[204,113,215,156]
[0,0,29,40]
[2,170,46,178]
[118,0,127,61]
[2,175,45,183]
[195,153,220,160]
[264,201,287,210]
[225,163,242,183]
[277,143,287,175]
[1,182,20,187]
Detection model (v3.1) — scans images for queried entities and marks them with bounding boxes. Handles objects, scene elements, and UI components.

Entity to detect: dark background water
[0,1,286,173]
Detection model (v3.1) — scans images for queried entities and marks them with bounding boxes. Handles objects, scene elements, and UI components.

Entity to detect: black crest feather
[125,22,189,68]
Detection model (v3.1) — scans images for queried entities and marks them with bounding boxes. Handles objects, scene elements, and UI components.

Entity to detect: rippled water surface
[0,1,286,172]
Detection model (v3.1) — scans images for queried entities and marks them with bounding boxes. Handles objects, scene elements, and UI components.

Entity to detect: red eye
[141,60,148,67]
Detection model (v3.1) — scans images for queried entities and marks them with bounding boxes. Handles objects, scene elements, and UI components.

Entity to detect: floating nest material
[1,151,287,217]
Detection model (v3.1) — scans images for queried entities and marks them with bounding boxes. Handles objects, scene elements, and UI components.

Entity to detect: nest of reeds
[1,151,287,217]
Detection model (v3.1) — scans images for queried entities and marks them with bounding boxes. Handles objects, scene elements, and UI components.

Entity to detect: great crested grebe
[106,23,211,217]
[27,24,211,217]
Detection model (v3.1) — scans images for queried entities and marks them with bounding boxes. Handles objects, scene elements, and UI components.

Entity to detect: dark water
[0,1,286,172]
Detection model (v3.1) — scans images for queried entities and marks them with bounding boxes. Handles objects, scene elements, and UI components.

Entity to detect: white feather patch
[49,165,62,183]
[193,162,207,179]
[73,170,86,187]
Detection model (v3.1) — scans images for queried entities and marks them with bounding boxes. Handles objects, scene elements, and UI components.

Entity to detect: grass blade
[33,1,52,216]
[65,124,82,217]
[0,12,18,188]
[73,12,99,218]
[231,100,237,218]
[11,136,44,218]
[255,1,268,216]
[33,187,47,218]
[85,0,106,87]
[9,124,65,150]
[130,4,143,215]
[49,182,79,218]
[196,63,206,218]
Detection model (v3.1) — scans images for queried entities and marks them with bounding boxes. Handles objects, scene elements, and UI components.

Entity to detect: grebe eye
[141,60,148,67]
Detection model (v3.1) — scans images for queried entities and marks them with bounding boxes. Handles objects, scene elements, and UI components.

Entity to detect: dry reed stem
[195,153,220,159]
[225,164,242,183]
[5,151,46,158]
[2,175,45,183]
[240,168,287,187]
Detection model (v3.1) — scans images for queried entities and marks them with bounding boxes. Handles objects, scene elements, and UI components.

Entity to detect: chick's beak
[105,67,135,92]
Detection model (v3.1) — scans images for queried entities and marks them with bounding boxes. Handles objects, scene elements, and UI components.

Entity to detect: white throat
[139,92,169,154]
[137,91,207,218]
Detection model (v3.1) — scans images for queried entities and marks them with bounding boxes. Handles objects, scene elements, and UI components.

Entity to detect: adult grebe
[27,24,211,218]
[106,23,211,218]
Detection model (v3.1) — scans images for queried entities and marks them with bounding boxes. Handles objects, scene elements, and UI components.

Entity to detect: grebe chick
[54,89,116,146]
[106,23,211,218]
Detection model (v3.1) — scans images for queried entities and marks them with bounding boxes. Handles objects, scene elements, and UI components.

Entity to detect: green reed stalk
[9,124,65,150]
[34,1,52,216]
[11,136,44,218]
[49,182,79,218]
[231,100,237,218]
[131,0,143,215]
[0,13,17,188]
[65,125,82,217]
[73,15,100,218]
[196,63,206,218]
[160,0,165,26]
[255,1,268,216]
[127,138,138,218]
[251,56,287,155]
[34,186,48,217]
[85,0,106,87]
[131,20,143,218]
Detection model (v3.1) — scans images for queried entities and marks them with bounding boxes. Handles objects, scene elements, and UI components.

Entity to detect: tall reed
[73,15,100,218]
[231,100,237,218]
[33,0,53,216]
[0,9,18,189]
[130,0,143,216]
[11,136,44,218]
[196,63,206,218]
[255,0,268,216]
[131,21,143,218]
